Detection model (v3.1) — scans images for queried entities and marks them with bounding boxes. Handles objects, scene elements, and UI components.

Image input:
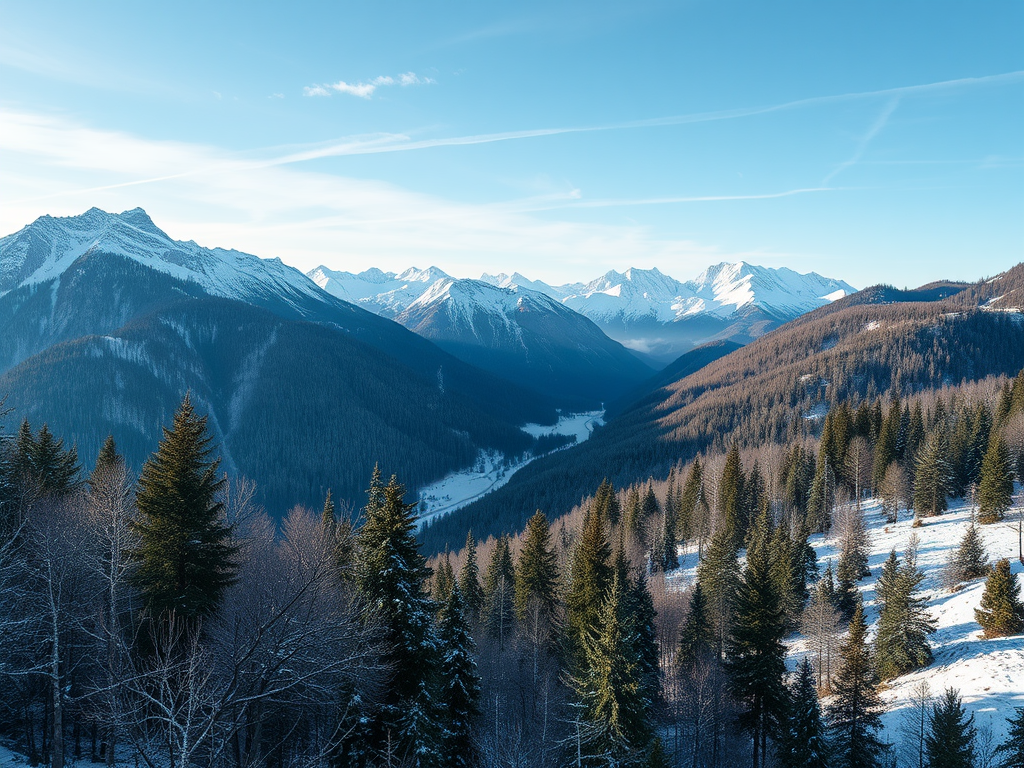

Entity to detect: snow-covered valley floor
[666,493,1024,745]
[415,410,604,528]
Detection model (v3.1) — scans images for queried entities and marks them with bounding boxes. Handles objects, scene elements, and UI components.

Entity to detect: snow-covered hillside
[0,208,326,312]
[669,493,1024,745]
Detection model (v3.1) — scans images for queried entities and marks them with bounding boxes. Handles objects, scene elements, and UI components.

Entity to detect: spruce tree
[678,458,705,541]
[873,398,901,490]
[975,558,1024,638]
[782,658,829,768]
[625,557,660,707]
[92,434,121,480]
[354,467,442,765]
[566,505,612,668]
[827,604,886,768]
[696,523,740,645]
[915,431,951,517]
[437,584,481,768]
[16,422,81,497]
[130,395,237,619]
[726,525,789,768]
[720,444,746,546]
[622,486,641,538]
[994,706,1024,768]
[978,433,1014,523]
[676,582,715,669]
[954,521,990,582]
[514,510,560,645]
[482,535,516,646]
[770,520,800,626]
[924,688,975,768]
[592,478,622,527]
[807,449,835,534]
[573,567,652,765]
[433,554,455,605]
[458,531,484,624]
[874,550,935,680]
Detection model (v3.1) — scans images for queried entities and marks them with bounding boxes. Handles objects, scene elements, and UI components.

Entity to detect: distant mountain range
[313,262,856,364]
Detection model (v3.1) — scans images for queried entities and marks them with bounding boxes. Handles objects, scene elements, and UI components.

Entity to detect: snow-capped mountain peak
[0,207,326,312]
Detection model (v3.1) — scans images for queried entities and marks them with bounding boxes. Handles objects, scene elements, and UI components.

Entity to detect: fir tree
[514,510,560,644]
[592,478,622,527]
[953,521,990,583]
[924,688,975,768]
[915,432,951,517]
[975,558,1024,638]
[437,584,481,768]
[622,486,642,538]
[482,535,516,646]
[807,449,835,534]
[566,505,612,669]
[834,554,860,623]
[696,523,740,645]
[770,520,800,626]
[573,567,653,765]
[625,556,660,707]
[433,554,455,606]
[657,493,679,571]
[782,658,829,768]
[873,398,901,490]
[827,604,886,768]
[720,444,746,546]
[458,531,484,624]
[978,433,1014,523]
[130,395,237,619]
[92,434,121,480]
[354,467,442,765]
[16,422,81,497]
[676,582,715,669]
[678,458,705,541]
[874,550,936,680]
[726,525,789,768]
[994,706,1024,768]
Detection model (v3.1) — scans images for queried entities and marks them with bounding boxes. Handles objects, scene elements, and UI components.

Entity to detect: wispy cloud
[304,71,436,99]
[822,98,900,184]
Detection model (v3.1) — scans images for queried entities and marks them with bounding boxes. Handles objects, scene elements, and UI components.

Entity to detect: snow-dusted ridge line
[415,411,604,528]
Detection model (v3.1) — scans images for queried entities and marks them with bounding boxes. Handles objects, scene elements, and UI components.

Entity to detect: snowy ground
[415,410,604,528]
[666,493,1024,744]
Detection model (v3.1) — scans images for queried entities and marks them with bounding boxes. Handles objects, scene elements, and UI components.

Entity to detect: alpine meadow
[1,3,1022,768]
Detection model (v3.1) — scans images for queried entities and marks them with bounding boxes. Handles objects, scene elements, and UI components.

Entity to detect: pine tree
[696,523,740,645]
[915,431,951,517]
[678,458,705,541]
[433,553,455,606]
[354,467,442,765]
[482,535,516,646]
[573,566,652,765]
[873,399,901,491]
[592,478,622,527]
[954,521,990,583]
[827,604,886,768]
[782,658,829,768]
[622,486,642,538]
[874,550,935,680]
[437,584,481,768]
[676,582,715,669]
[566,505,612,668]
[975,558,1024,638]
[625,557,660,708]
[16,422,81,497]
[720,444,746,546]
[978,433,1014,523]
[726,526,789,768]
[514,510,560,644]
[835,553,860,623]
[770,520,800,626]
[458,531,484,624]
[924,688,975,768]
[92,434,121,479]
[130,395,237,619]
[994,706,1024,768]
[807,449,835,534]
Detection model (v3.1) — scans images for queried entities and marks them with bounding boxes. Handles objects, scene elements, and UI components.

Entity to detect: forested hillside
[422,266,1024,552]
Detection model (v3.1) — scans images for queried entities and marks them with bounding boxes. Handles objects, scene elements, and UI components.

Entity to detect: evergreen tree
[915,431,951,517]
[566,505,612,668]
[873,398,901,491]
[953,521,990,583]
[625,557,660,708]
[656,497,679,572]
[906,402,926,470]
[92,434,121,480]
[514,510,560,644]
[482,535,516,646]
[16,422,80,497]
[622,486,642,539]
[835,553,860,623]
[827,604,886,768]
[437,584,481,768]
[592,478,622,527]
[924,688,975,768]
[678,458,705,541]
[782,658,829,768]
[720,444,746,546]
[978,433,1014,523]
[458,531,484,624]
[354,467,442,765]
[807,449,835,534]
[130,395,237,619]
[433,554,455,606]
[770,520,800,626]
[975,558,1024,638]
[573,567,653,765]
[874,550,935,680]
[696,523,740,645]
[726,526,789,768]
[675,582,715,669]
[994,706,1024,768]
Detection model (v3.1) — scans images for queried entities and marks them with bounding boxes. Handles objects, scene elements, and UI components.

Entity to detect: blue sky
[1,1,1021,287]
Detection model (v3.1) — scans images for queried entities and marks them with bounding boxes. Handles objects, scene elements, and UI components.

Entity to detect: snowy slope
[0,208,327,313]
[309,264,451,316]
[668,493,1024,744]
